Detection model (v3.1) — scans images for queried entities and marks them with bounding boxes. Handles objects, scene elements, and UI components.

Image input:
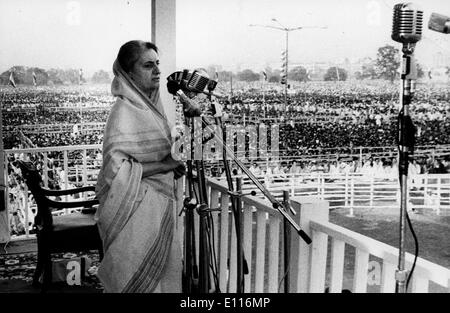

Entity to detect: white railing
[4,145,102,239]
[4,145,449,241]
[204,177,450,293]
[230,172,450,216]
[3,145,450,292]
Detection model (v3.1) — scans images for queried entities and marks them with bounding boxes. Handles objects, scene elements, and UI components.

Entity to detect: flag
[79,68,83,85]
[9,72,16,88]
[32,71,37,86]
[261,71,267,81]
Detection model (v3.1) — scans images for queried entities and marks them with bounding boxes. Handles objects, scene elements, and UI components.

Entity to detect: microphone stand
[395,42,417,293]
[179,105,199,293]
[209,94,249,293]
[206,93,312,292]
[175,86,312,294]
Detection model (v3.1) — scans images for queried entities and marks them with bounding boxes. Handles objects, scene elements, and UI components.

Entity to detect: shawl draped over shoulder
[95,59,181,293]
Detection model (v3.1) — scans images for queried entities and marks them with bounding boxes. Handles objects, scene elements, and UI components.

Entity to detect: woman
[95,40,184,292]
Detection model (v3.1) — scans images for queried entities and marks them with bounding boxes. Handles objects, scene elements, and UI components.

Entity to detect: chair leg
[98,248,104,261]
[32,234,44,287]
[98,241,104,261]
[42,246,52,292]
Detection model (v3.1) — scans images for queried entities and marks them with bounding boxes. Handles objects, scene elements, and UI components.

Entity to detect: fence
[2,145,450,292]
[4,122,106,135]
[4,145,102,238]
[204,178,450,293]
[4,146,450,240]
[230,172,450,216]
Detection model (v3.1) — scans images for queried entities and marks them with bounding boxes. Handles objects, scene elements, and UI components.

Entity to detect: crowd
[221,82,450,152]
[3,81,450,150]
[3,81,450,235]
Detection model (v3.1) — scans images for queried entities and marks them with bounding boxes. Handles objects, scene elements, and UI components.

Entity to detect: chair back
[17,160,53,229]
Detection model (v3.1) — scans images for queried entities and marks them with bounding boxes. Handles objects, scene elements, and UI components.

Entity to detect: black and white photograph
[0,0,449,301]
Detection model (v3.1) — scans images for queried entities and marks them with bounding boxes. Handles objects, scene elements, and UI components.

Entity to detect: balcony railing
[3,145,450,292]
[205,177,450,293]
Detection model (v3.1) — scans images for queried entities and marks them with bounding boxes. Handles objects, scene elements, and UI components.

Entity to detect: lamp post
[249,19,327,110]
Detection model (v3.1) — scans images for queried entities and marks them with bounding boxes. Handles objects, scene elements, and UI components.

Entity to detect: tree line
[2,45,443,86]
[0,67,112,86]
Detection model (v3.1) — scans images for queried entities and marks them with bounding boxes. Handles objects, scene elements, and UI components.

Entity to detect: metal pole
[396,86,409,294]
[395,43,416,293]
[235,177,244,293]
[196,159,210,293]
[283,190,291,293]
[285,30,289,111]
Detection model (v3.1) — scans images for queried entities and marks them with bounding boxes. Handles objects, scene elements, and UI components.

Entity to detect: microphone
[187,70,225,98]
[428,12,450,34]
[186,70,210,93]
[391,3,423,44]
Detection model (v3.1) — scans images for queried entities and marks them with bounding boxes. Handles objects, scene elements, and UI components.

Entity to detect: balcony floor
[0,239,102,293]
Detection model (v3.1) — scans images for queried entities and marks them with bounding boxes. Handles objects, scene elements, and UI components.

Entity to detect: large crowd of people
[3,81,450,150]
[2,81,450,236]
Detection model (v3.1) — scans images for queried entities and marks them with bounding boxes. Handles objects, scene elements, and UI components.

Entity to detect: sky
[1,0,450,75]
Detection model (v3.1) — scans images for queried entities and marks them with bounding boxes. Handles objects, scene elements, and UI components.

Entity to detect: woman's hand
[173,163,186,179]
[141,155,185,178]
[163,154,186,179]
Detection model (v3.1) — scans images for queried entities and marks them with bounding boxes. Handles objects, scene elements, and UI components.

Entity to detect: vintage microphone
[391,2,422,294]
[428,12,450,34]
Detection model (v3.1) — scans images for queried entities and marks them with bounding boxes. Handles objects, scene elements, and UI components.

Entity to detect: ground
[328,206,450,292]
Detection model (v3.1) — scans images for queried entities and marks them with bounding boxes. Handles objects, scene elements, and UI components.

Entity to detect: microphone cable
[396,110,419,291]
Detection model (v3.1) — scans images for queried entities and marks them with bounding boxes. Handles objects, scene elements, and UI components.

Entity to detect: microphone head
[391,3,423,44]
[180,69,192,89]
[187,69,210,93]
[428,12,450,34]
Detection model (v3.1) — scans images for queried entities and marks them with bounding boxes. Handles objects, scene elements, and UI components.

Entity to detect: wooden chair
[17,160,103,291]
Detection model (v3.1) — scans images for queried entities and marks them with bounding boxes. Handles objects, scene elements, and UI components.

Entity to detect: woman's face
[129,48,160,95]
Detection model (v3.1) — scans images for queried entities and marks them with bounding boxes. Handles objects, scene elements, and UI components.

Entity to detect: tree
[289,66,310,82]
[47,68,64,85]
[375,45,400,82]
[358,58,377,80]
[91,70,111,84]
[268,75,280,83]
[217,70,234,82]
[267,69,281,83]
[323,67,348,81]
[237,69,259,82]
[0,66,49,85]
[0,66,26,85]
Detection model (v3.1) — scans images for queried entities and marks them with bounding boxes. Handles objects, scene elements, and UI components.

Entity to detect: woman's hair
[117,40,158,73]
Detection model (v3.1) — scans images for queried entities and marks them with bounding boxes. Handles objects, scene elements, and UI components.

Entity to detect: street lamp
[249,19,327,110]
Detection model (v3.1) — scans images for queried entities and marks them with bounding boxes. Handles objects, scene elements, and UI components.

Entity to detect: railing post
[0,152,10,243]
[344,173,349,208]
[370,176,374,207]
[288,196,329,293]
[82,149,87,187]
[43,152,48,188]
[349,176,355,217]
[219,192,230,292]
[63,150,69,204]
[23,184,29,238]
[436,177,441,216]
[321,174,325,200]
